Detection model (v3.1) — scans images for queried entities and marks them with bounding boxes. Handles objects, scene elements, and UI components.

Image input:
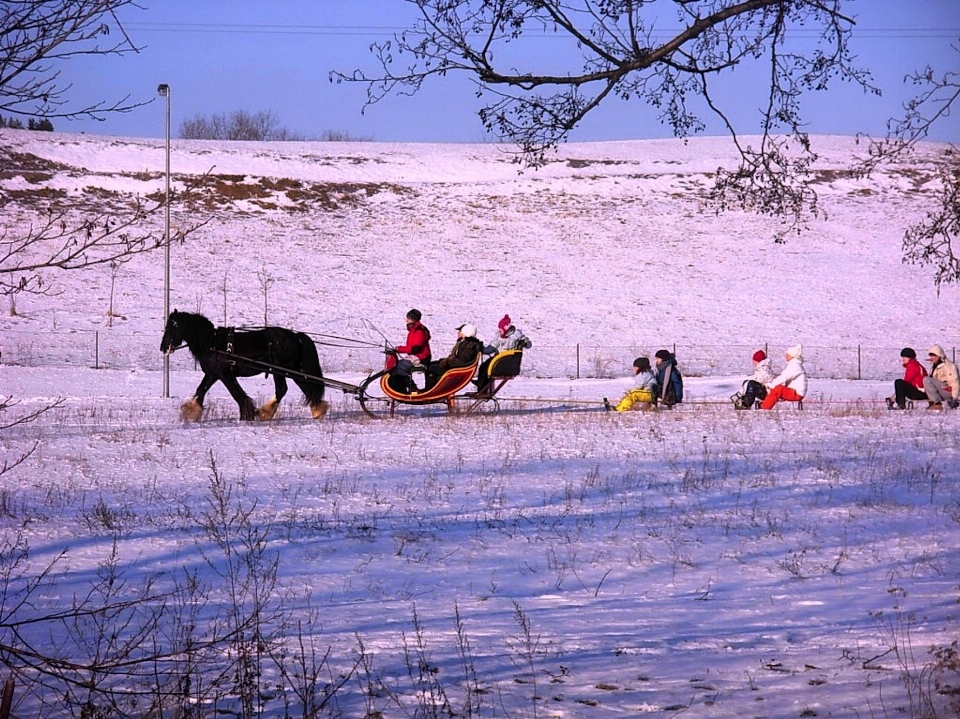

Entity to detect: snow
[1,128,958,718]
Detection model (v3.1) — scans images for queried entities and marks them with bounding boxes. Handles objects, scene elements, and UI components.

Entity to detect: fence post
[576,344,580,379]
[95,331,100,369]
[857,345,862,380]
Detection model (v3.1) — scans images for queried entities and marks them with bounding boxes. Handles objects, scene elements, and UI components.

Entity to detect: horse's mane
[172,310,217,350]
[175,310,215,329]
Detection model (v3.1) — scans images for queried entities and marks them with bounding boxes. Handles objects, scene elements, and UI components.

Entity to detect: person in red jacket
[388,309,432,393]
[887,347,927,409]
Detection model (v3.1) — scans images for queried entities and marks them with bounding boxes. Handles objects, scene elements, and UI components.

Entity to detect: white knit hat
[786,344,803,359]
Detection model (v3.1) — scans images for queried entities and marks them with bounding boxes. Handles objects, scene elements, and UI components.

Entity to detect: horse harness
[216,327,281,376]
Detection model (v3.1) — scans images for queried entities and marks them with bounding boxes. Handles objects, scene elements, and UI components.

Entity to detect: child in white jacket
[759,344,808,409]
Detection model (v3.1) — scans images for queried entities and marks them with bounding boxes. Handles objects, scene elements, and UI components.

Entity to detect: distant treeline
[0,115,54,131]
[179,109,369,142]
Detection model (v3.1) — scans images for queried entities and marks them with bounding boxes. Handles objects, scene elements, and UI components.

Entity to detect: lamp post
[157,83,171,398]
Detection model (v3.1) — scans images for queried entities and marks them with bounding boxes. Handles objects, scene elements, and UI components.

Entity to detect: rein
[221,324,385,350]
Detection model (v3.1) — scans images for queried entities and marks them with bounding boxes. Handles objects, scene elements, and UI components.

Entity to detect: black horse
[160,310,327,421]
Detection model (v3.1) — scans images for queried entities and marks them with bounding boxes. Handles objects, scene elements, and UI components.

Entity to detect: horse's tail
[294,332,326,406]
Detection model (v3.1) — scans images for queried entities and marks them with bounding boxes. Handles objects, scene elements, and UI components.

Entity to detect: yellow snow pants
[615,388,655,412]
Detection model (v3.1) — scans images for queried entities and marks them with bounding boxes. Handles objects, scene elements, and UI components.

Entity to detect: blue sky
[52,1,960,143]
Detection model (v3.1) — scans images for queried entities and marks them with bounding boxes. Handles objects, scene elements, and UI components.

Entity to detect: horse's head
[160,310,184,354]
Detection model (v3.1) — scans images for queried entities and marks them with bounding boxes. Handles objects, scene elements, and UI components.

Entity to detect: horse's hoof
[180,398,203,422]
[311,401,329,419]
[258,398,280,421]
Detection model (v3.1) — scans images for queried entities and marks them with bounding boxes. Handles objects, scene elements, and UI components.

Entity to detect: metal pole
[158,84,171,398]
[1,675,15,719]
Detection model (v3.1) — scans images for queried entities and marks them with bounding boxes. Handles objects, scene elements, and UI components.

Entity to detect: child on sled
[732,349,776,409]
[605,356,658,412]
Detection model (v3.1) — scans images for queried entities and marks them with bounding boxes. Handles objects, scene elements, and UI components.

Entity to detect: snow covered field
[1,129,958,718]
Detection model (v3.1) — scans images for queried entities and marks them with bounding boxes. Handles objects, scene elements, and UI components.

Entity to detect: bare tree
[333,0,874,236]
[180,110,304,141]
[0,1,144,121]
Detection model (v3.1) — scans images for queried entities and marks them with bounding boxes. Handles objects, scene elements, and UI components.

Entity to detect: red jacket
[903,358,927,389]
[396,321,432,362]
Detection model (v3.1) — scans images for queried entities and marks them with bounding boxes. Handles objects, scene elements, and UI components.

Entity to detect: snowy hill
[2,129,957,377]
[1,129,958,719]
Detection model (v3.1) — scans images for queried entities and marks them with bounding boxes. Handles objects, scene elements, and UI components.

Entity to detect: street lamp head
[157,83,169,96]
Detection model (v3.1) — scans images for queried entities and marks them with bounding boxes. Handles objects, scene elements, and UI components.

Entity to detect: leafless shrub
[0,455,357,719]
[78,497,136,533]
[180,110,304,141]
[881,588,960,719]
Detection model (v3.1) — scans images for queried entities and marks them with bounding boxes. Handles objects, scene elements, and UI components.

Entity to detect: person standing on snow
[886,347,927,409]
[759,344,807,409]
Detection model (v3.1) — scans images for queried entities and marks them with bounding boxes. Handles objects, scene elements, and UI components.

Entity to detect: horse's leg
[220,374,257,421]
[258,374,289,421]
[181,374,217,422]
[310,399,329,419]
[292,332,328,418]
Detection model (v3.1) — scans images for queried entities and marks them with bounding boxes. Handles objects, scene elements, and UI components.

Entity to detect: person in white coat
[760,344,807,409]
[923,344,960,409]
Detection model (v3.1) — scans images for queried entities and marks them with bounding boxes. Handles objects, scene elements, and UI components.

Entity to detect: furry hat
[406,309,421,322]
[900,347,917,359]
[928,344,946,359]
[786,344,803,359]
[752,350,766,362]
[457,323,477,338]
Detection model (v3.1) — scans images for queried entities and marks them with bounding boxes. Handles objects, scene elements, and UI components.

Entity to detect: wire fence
[1,329,954,382]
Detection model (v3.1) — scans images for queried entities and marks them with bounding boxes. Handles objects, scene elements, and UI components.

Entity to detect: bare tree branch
[902,157,960,289]
[332,0,874,235]
[0,397,65,487]
[0,1,216,297]
[0,0,148,121]
[851,40,960,288]
[1,160,214,296]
